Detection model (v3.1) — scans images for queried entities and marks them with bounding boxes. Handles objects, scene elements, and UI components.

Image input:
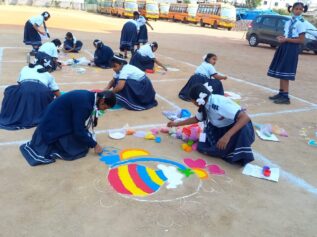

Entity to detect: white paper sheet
[256,129,279,142]
[242,164,280,182]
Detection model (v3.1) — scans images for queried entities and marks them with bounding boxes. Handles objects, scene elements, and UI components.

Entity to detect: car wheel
[200,19,205,27]
[270,44,276,48]
[228,27,232,31]
[249,34,258,47]
[314,51,317,55]
[213,21,218,29]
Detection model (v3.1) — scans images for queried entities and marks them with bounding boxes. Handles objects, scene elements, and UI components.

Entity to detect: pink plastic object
[160,127,169,133]
[150,128,159,135]
[192,142,198,151]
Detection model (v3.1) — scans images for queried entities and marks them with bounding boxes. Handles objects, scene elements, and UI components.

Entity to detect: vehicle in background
[196,3,236,30]
[138,0,159,20]
[98,0,114,14]
[187,3,198,23]
[113,0,137,17]
[168,3,188,22]
[246,14,317,54]
[236,8,277,20]
[159,3,170,19]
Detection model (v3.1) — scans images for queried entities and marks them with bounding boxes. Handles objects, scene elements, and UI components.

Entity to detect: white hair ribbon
[203,82,213,93]
[43,59,52,68]
[196,92,207,106]
[44,12,49,18]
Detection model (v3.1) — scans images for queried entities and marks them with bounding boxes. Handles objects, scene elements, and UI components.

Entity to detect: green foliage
[183,0,191,3]
[245,0,261,8]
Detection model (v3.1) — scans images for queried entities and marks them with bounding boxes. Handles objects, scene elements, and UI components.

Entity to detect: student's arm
[154,59,167,71]
[213,73,227,80]
[167,116,199,127]
[146,21,154,30]
[279,34,305,44]
[113,80,126,93]
[217,111,250,150]
[33,24,45,35]
[105,78,115,90]
[53,90,61,97]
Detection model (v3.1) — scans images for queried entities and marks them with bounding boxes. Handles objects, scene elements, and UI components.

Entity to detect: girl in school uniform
[106,55,158,111]
[169,84,255,166]
[0,58,60,130]
[120,11,140,58]
[130,42,167,71]
[36,39,62,71]
[136,15,154,47]
[63,32,83,53]
[179,53,227,101]
[20,90,116,166]
[23,11,50,54]
[267,2,307,104]
[90,39,114,69]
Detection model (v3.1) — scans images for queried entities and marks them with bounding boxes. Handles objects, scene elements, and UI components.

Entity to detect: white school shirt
[18,65,59,91]
[195,94,241,128]
[72,36,77,44]
[195,62,217,78]
[284,17,306,38]
[39,42,59,58]
[113,64,145,81]
[128,19,140,31]
[137,16,146,27]
[29,15,44,26]
[138,44,155,59]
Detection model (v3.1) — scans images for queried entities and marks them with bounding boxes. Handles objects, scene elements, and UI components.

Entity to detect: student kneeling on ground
[105,55,158,111]
[89,39,114,69]
[169,83,255,166]
[63,32,83,53]
[36,39,62,71]
[130,42,167,72]
[0,57,60,130]
[20,90,116,166]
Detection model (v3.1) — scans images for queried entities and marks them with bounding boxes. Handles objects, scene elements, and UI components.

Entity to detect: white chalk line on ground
[1,122,317,198]
[158,54,317,107]
[156,93,181,110]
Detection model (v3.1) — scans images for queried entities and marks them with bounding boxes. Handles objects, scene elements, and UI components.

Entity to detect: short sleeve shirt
[18,65,59,91]
[195,94,241,128]
[137,16,146,27]
[284,17,306,38]
[138,44,155,59]
[113,64,146,81]
[29,15,44,26]
[195,62,217,78]
[39,42,59,58]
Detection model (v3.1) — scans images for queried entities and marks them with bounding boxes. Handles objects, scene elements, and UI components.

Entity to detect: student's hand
[216,134,231,150]
[151,27,154,30]
[167,121,177,127]
[222,76,228,80]
[277,36,286,43]
[94,144,103,154]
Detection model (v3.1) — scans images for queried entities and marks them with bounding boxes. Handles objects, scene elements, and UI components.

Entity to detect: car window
[262,17,277,28]
[277,19,287,29]
[255,16,262,24]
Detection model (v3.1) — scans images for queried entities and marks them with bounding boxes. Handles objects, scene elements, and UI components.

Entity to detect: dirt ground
[0,5,317,237]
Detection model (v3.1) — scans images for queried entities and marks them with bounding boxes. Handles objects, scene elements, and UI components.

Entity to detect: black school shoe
[269,93,282,100]
[274,96,290,104]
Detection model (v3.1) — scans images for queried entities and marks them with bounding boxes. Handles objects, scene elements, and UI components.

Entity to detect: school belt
[19,79,46,87]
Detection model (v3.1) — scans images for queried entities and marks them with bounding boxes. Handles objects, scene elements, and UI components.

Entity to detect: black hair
[189,84,212,121]
[133,11,140,17]
[111,55,128,66]
[150,41,158,50]
[204,53,217,63]
[288,2,308,13]
[93,91,116,127]
[41,11,50,20]
[52,39,61,47]
[93,39,103,49]
[66,32,73,38]
[28,56,53,73]
[97,90,117,108]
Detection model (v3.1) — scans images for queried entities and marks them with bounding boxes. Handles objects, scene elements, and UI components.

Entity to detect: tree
[246,0,262,8]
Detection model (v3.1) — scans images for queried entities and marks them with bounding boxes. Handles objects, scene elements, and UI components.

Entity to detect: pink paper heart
[183,158,207,169]
[207,164,225,175]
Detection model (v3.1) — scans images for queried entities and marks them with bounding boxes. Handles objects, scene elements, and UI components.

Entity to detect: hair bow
[196,92,207,106]
[203,82,213,93]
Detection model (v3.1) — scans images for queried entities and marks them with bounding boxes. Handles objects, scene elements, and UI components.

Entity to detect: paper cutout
[256,129,279,142]
[183,158,207,169]
[178,168,195,177]
[207,165,225,175]
[242,164,279,182]
[192,168,208,180]
[308,139,317,147]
